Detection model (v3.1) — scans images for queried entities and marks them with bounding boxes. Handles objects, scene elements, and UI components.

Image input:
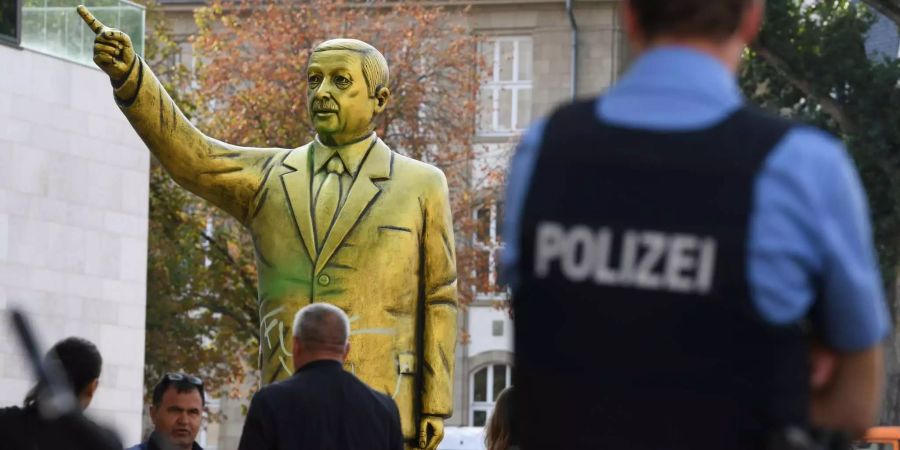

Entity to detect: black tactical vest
[513,99,810,450]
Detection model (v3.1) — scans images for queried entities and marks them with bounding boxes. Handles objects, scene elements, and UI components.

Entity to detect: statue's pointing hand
[77,5,136,81]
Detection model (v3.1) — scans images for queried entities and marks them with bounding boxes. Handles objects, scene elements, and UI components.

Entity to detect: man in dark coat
[238,303,404,450]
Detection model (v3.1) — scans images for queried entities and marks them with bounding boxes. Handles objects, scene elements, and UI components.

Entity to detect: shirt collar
[294,359,344,374]
[147,432,203,450]
[612,46,743,110]
[313,132,376,176]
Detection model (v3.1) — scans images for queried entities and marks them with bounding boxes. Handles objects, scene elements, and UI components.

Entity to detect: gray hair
[313,38,389,98]
[292,303,350,349]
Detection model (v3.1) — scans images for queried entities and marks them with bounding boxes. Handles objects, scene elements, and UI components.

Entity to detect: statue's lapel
[280,145,318,261]
[315,138,392,274]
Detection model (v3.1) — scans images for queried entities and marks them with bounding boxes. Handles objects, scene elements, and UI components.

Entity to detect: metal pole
[566,0,579,100]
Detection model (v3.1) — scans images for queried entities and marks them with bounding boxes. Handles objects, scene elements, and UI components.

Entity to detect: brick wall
[0,44,149,445]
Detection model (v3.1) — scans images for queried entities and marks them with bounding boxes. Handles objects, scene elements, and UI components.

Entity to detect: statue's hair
[313,38,389,97]
[292,303,350,350]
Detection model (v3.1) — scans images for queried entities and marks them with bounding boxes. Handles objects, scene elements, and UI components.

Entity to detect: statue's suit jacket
[114,59,458,438]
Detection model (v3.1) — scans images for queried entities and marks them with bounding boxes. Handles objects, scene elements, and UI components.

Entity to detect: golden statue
[77,6,457,449]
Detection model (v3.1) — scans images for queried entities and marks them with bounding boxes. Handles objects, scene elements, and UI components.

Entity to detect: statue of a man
[77,6,457,449]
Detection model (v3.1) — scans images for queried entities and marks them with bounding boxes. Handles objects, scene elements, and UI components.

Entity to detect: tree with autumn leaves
[143,0,494,399]
[741,0,900,422]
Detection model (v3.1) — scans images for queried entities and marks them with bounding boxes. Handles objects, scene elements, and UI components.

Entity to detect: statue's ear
[374,85,390,114]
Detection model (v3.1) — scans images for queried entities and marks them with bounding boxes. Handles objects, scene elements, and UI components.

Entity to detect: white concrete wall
[467,306,513,358]
[0,44,149,444]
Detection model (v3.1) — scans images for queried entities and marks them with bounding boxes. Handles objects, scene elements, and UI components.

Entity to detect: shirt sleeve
[748,127,890,351]
[500,119,547,289]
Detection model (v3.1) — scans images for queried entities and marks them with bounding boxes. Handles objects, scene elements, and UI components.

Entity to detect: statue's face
[307,50,378,146]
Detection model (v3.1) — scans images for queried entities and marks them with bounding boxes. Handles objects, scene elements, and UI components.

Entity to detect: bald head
[292,303,350,357]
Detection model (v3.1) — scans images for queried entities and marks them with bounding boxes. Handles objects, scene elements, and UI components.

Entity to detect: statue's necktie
[314,155,346,249]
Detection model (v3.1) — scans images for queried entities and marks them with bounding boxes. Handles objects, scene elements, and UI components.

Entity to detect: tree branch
[861,0,900,28]
[198,230,259,298]
[750,42,857,135]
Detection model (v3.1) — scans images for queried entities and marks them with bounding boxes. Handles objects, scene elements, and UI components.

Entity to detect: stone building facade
[0,40,151,444]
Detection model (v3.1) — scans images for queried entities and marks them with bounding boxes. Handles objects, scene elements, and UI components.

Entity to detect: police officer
[502,1,889,449]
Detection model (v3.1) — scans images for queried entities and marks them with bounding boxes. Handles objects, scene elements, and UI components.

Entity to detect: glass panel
[1,0,19,42]
[480,39,495,80]
[493,247,505,290]
[475,204,491,243]
[21,0,144,66]
[477,87,495,132]
[498,40,514,82]
[517,39,533,81]
[473,410,487,427]
[473,367,487,402]
[516,88,532,131]
[498,88,512,131]
[493,365,508,400]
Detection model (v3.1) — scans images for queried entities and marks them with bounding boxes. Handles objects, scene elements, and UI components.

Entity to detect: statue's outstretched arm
[78,5,281,224]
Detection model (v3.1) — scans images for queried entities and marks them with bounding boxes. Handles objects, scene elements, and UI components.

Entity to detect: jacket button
[317,274,331,286]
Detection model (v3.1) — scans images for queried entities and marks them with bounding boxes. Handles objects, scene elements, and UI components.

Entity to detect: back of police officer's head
[24,337,103,411]
[623,0,764,70]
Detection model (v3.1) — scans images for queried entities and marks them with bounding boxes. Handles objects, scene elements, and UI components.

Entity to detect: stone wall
[0,44,149,445]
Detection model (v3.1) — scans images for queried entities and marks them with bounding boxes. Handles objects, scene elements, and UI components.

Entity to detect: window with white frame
[477,36,533,136]
[473,200,505,294]
[470,364,512,426]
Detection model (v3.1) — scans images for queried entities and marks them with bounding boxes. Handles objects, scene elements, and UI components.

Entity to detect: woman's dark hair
[23,337,103,408]
[628,0,756,41]
[485,386,516,450]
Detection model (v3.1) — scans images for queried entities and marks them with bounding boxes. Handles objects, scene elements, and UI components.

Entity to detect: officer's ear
[373,85,390,114]
[738,0,765,44]
[621,0,648,52]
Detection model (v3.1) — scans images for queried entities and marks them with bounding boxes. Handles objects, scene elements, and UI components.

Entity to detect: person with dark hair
[23,336,103,410]
[504,0,889,449]
[0,336,112,449]
[126,373,205,450]
[484,387,517,450]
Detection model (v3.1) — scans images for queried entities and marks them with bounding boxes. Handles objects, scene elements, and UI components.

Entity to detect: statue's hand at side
[418,416,444,450]
[77,5,136,81]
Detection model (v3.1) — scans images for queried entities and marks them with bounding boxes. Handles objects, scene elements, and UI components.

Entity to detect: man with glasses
[127,373,205,450]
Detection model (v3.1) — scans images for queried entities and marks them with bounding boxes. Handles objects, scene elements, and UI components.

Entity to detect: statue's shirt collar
[313,133,376,177]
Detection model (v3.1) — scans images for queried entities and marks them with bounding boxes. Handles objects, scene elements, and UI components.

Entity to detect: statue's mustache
[312,99,339,113]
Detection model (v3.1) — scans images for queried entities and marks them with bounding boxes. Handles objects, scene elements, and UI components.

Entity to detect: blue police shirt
[502,46,889,351]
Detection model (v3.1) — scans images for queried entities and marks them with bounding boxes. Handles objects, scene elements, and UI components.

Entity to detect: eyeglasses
[161,372,203,387]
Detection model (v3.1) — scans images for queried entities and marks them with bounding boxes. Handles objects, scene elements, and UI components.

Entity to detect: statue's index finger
[77,5,105,34]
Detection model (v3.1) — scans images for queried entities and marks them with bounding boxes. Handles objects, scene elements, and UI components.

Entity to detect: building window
[477,36,533,136]
[492,320,504,337]
[473,200,505,294]
[0,0,21,45]
[471,364,511,426]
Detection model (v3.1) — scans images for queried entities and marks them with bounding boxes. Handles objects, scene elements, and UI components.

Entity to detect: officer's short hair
[628,0,758,41]
[292,303,350,349]
[312,38,389,98]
